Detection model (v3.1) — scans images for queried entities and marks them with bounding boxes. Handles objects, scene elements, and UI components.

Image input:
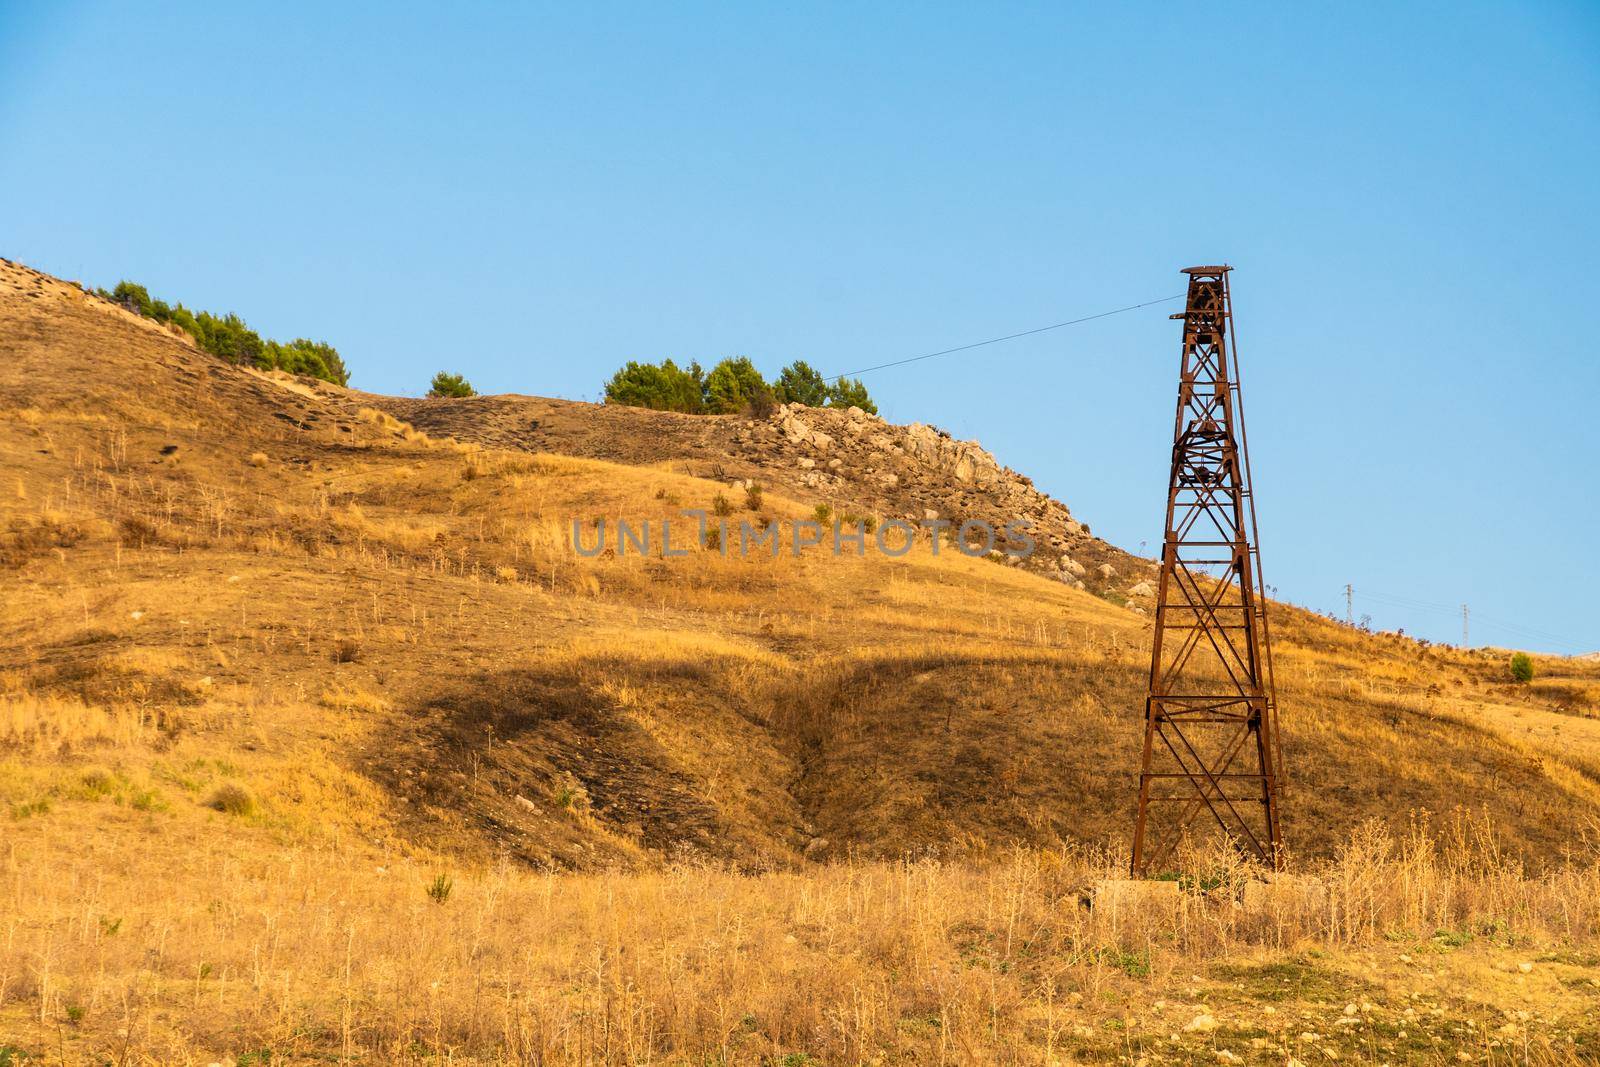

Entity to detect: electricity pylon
[1130,265,1283,876]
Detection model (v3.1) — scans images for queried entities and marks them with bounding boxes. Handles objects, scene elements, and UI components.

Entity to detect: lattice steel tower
[1131,265,1282,876]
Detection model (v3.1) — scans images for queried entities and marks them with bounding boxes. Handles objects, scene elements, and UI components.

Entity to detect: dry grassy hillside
[4,256,1600,1062]
[360,389,1144,594]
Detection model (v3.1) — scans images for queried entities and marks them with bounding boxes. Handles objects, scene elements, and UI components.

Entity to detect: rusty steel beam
[1130,265,1283,877]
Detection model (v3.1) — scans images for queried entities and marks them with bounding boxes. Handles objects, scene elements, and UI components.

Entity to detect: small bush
[744,483,764,511]
[1510,652,1534,684]
[704,357,767,414]
[712,493,734,517]
[827,376,877,415]
[774,361,830,406]
[11,798,50,819]
[80,767,118,799]
[812,503,833,525]
[840,511,876,533]
[206,783,255,817]
[427,873,453,905]
[248,452,269,468]
[429,372,476,398]
[744,382,777,419]
[332,637,362,664]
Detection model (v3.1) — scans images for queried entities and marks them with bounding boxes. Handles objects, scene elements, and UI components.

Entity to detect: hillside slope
[3,254,1600,876]
[363,390,1147,594]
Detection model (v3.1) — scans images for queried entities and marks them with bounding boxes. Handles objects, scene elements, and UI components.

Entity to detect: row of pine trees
[99,281,349,386]
[603,358,875,416]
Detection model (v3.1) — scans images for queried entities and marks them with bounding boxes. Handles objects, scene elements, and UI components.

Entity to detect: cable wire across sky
[827,293,1185,380]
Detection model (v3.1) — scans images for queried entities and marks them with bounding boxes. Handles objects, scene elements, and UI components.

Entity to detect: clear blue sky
[3,2,1596,653]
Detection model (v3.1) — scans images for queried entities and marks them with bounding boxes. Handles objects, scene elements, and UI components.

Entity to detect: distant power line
[1350,586,1584,653]
[827,293,1185,380]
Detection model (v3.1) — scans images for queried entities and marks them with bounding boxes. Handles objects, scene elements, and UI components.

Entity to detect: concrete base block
[1240,874,1329,913]
[1092,878,1181,913]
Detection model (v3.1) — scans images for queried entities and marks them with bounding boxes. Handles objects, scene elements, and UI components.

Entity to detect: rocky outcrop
[720,403,1128,584]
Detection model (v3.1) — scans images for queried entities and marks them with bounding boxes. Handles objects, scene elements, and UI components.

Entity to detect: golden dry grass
[2,818,1598,1063]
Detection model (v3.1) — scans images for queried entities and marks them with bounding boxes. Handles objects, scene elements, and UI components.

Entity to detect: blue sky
[3,2,1597,652]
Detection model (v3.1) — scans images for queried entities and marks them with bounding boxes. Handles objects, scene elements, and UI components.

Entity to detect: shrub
[744,381,777,418]
[79,768,117,799]
[827,376,877,414]
[812,503,832,525]
[712,493,734,517]
[429,372,476,398]
[704,357,768,414]
[604,359,706,413]
[775,360,830,406]
[206,783,255,816]
[744,483,764,510]
[841,511,876,533]
[427,873,453,905]
[1510,652,1534,684]
[109,280,153,317]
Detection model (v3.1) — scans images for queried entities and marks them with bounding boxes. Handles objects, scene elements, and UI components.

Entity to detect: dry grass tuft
[205,781,255,815]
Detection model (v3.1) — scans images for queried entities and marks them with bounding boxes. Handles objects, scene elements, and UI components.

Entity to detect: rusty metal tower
[1130,265,1282,876]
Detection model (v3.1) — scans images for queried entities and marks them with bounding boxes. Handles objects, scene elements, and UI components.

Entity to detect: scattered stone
[803,837,830,860]
[1184,1012,1217,1033]
[1129,580,1155,597]
[797,457,815,469]
[1097,563,1117,579]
